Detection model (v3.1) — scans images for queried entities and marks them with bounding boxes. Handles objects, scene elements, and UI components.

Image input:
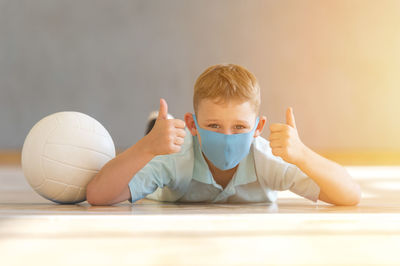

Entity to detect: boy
[86,64,361,206]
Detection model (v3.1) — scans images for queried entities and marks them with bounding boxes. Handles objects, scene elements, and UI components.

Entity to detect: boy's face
[185,98,267,147]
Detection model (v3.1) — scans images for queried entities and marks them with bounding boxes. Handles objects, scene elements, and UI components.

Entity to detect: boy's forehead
[197,98,254,110]
[199,98,252,109]
[196,98,257,121]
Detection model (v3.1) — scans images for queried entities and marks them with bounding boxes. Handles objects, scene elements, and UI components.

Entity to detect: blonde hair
[193,63,261,114]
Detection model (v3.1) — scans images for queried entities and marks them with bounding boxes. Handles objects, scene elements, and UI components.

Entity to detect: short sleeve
[127,127,195,204]
[253,136,320,202]
[273,163,320,202]
[128,155,174,203]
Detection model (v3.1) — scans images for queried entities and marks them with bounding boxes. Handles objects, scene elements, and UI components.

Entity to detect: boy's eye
[208,124,220,129]
[207,124,247,130]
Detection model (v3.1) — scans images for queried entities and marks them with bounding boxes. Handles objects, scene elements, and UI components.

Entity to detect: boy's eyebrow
[235,120,251,125]
[204,119,250,125]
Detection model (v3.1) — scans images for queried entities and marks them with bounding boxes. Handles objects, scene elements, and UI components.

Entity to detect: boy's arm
[86,99,186,206]
[269,107,361,206]
[86,138,154,205]
[295,145,360,205]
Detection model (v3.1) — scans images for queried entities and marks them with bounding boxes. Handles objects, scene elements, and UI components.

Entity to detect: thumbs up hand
[145,98,186,156]
[268,107,306,165]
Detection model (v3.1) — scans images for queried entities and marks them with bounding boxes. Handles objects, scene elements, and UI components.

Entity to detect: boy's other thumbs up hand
[145,98,186,156]
[157,98,168,120]
[268,107,306,165]
[286,107,296,128]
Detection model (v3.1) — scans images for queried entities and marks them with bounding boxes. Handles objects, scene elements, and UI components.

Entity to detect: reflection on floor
[1,165,400,265]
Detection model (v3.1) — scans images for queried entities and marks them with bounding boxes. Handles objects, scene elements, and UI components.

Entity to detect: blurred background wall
[1,0,400,154]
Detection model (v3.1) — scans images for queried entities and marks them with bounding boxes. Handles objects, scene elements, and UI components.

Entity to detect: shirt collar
[192,136,214,184]
[192,135,257,186]
[233,145,257,186]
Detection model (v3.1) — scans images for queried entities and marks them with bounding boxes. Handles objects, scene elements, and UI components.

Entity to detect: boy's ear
[184,112,197,136]
[254,115,267,138]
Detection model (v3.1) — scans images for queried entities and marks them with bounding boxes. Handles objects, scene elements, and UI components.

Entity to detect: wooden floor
[1,165,400,265]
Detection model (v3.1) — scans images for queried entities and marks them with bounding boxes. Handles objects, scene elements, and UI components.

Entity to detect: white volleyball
[21,112,115,204]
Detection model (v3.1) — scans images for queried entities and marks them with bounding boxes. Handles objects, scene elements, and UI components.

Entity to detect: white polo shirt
[128,128,320,204]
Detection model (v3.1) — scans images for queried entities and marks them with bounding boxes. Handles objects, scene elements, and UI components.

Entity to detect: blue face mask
[193,114,260,170]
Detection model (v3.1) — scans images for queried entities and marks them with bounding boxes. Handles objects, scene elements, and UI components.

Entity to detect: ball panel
[94,119,112,138]
[76,188,86,203]
[22,115,59,188]
[43,144,112,171]
[53,185,84,204]
[46,126,115,159]
[41,156,97,187]
[75,112,94,133]
[54,112,80,129]
[61,111,111,138]
[35,179,68,201]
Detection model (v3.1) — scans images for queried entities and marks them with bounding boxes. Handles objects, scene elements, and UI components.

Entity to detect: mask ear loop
[192,114,205,155]
[192,114,202,141]
[192,114,198,131]
[252,117,260,138]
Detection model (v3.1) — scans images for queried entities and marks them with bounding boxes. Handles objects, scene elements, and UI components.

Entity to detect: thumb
[157,98,168,120]
[286,107,297,128]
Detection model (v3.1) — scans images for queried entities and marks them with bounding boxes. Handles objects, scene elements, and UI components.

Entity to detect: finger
[171,144,182,153]
[271,147,285,157]
[269,123,289,132]
[176,129,187,138]
[286,107,296,128]
[174,137,185,145]
[268,132,285,141]
[173,119,186,128]
[157,98,168,120]
[269,141,283,148]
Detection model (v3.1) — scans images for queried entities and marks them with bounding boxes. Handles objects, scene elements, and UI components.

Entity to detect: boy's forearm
[86,136,155,205]
[296,145,361,206]
[268,107,361,206]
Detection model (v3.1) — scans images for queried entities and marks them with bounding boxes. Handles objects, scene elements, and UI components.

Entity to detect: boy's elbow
[349,183,362,206]
[86,182,112,206]
[342,196,360,207]
[342,183,362,206]
[325,183,362,207]
[86,184,99,205]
